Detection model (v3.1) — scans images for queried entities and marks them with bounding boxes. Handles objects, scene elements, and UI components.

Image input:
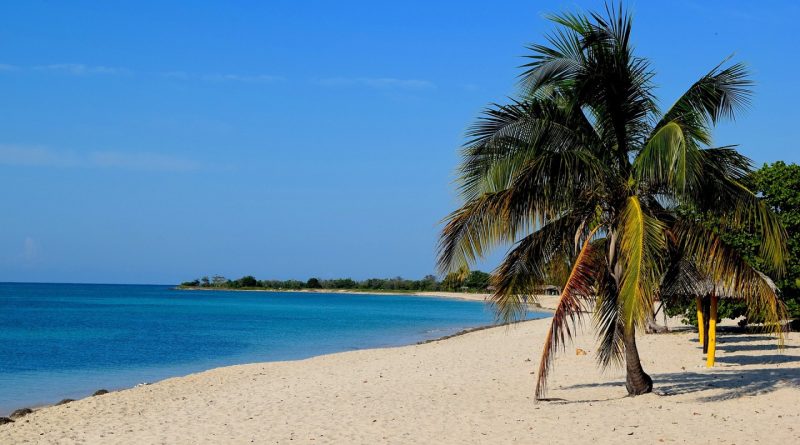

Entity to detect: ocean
[0,283,547,414]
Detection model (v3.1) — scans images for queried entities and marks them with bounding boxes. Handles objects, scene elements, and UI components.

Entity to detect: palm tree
[437,5,787,399]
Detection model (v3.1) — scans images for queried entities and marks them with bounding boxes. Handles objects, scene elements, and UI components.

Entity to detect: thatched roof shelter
[658,259,780,368]
[659,260,778,301]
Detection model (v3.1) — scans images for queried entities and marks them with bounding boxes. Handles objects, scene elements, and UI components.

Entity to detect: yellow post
[706,295,718,367]
[696,297,705,348]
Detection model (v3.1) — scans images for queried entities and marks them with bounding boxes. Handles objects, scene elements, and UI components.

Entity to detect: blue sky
[1,1,798,284]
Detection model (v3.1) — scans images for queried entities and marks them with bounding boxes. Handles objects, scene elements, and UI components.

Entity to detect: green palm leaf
[617,196,667,331]
[673,220,787,339]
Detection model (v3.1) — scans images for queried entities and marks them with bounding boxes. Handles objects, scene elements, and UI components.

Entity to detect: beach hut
[540,285,560,296]
[659,261,779,367]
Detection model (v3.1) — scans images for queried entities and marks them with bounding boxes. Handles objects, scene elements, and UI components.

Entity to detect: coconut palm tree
[437,5,787,399]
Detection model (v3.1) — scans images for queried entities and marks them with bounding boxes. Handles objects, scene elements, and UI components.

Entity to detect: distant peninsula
[177,272,496,294]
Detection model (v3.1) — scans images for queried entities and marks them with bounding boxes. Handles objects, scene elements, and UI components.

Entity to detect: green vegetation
[179,272,493,293]
[665,161,800,327]
[438,5,787,398]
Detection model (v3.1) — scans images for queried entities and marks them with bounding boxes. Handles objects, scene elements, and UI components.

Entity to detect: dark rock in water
[9,408,33,419]
[0,417,13,424]
[55,399,75,406]
[92,389,109,396]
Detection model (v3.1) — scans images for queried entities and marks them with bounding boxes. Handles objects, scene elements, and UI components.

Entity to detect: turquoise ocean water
[0,283,547,414]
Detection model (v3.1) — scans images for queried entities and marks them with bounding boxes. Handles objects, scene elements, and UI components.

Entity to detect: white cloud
[162,71,190,80]
[88,151,201,172]
[2,64,283,84]
[0,144,79,167]
[201,73,283,83]
[0,144,201,172]
[316,77,436,90]
[162,71,283,83]
[34,63,129,75]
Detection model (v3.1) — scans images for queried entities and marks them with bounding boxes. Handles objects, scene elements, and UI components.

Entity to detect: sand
[1,300,798,444]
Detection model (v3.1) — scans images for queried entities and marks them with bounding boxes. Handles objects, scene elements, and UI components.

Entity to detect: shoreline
[1,291,558,416]
[0,290,560,420]
[2,316,797,443]
[1,317,539,419]
[0,310,553,418]
[175,286,562,309]
[174,286,494,302]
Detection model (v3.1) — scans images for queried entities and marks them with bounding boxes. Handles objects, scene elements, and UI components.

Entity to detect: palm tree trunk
[645,313,669,333]
[623,325,653,396]
[608,232,653,396]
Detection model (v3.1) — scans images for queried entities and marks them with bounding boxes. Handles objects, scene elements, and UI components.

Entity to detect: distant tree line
[179,270,494,293]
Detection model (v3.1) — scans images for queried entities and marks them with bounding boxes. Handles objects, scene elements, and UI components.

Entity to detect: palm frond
[634,120,702,196]
[616,196,667,331]
[534,228,601,400]
[439,150,607,274]
[674,60,752,123]
[655,59,752,148]
[520,12,589,96]
[437,190,522,275]
[522,3,657,167]
[674,220,787,340]
[489,210,597,321]
[594,263,624,368]
[700,147,751,180]
[660,256,708,299]
[459,98,598,200]
[688,152,788,274]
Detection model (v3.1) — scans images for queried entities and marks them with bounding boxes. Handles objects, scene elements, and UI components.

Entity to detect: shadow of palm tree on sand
[558,333,799,403]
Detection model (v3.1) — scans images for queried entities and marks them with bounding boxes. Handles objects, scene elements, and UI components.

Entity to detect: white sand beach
[1,303,797,444]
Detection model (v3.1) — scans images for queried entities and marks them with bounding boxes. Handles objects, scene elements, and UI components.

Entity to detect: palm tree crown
[438,5,787,399]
